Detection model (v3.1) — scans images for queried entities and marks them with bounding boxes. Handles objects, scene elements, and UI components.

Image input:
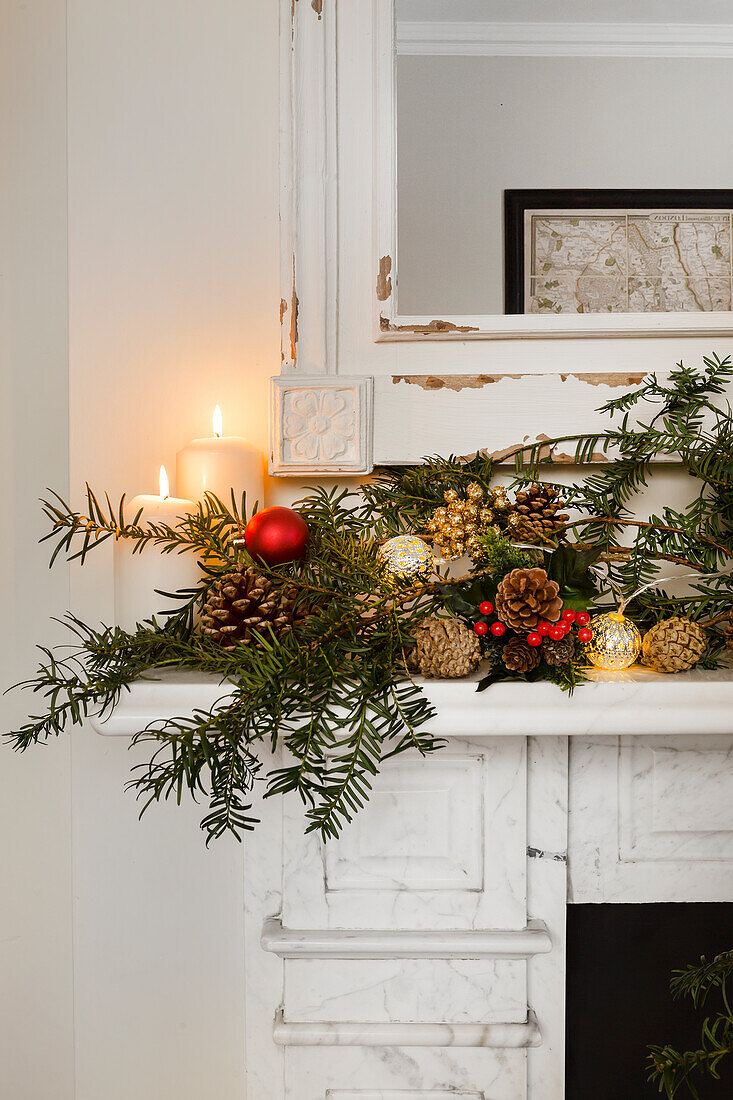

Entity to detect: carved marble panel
[270,376,373,474]
[569,735,733,903]
[282,738,527,931]
[619,735,733,862]
[325,756,484,892]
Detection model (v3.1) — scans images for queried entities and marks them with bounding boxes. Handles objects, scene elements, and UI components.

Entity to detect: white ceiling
[398,0,733,25]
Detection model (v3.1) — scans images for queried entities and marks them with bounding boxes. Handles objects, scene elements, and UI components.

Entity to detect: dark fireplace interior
[566,903,733,1099]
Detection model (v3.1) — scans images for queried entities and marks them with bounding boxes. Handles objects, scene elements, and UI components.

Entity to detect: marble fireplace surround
[92,667,733,1099]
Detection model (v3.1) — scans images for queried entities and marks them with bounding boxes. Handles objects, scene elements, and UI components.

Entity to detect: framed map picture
[504,189,733,316]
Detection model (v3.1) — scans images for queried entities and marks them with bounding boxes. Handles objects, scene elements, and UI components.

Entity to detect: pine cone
[641,616,706,673]
[502,636,541,673]
[543,634,575,666]
[202,567,305,651]
[508,484,568,545]
[495,567,562,631]
[406,617,481,678]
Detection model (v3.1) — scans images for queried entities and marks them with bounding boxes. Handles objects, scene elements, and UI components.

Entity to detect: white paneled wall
[2,1,282,1097]
[1,2,74,1097]
[65,1,279,1097]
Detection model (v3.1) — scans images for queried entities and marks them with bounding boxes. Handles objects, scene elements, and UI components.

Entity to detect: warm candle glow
[213,405,223,438]
[159,465,170,500]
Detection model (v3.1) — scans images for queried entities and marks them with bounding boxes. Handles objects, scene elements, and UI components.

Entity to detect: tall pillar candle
[114,466,200,632]
[176,406,264,514]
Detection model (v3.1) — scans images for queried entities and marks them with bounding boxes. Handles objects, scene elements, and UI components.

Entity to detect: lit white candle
[176,406,264,514]
[114,466,200,632]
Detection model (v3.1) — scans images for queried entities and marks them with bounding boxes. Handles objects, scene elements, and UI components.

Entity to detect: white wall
[2,1,282,1097]
[397,54,733,314]
[1,2,74,1098]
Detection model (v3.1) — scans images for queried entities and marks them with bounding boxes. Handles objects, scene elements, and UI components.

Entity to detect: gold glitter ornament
[490,488,511,513]
[426,482,497,561]
[584,611,642,671]
[378,535,436,584]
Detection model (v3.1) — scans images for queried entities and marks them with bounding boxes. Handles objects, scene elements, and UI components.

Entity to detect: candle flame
[213,405,223,438]
[159,465,170,500]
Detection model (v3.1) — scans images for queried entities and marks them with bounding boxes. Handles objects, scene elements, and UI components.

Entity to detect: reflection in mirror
[396,0,733,318]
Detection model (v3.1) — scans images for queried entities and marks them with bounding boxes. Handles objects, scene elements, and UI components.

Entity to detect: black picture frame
[504,189,733,315]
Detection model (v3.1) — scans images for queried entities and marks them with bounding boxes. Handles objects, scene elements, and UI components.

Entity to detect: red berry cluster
[472,602,593,646]
[473,600,502,638]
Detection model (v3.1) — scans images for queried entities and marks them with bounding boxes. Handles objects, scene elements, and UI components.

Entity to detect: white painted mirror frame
[270,0,733,476]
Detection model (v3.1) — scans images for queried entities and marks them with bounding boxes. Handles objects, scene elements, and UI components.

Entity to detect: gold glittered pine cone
[202,566,306,651]
[641,616,706,673]
[502,636,541,674]
[495,567,562,631]
[508,483,569,545]
[406,616,481,678]
[425,482,498,561]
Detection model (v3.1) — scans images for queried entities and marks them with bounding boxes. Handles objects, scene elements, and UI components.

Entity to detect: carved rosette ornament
[271,377,373,475]
[284,390,355,463]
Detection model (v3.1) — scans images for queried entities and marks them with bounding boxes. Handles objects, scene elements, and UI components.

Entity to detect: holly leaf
[546,545,600,610]
[439,574,497,620]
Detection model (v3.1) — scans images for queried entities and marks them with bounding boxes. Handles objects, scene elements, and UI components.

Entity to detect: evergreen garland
[5,356,733,842]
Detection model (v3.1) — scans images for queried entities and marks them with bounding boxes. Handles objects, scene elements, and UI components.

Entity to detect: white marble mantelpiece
[88,666,733,1099]
[90,664,733,738]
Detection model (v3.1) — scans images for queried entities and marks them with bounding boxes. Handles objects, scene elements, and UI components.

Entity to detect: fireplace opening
[566,903,733,1099]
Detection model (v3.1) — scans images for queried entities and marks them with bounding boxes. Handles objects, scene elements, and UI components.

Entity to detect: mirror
[395,0,733,319]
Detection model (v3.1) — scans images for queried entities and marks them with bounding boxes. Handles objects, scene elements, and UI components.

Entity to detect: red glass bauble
[578,627,593,643]
[527,631,542,647]
[479,601,494,616]
[538,621,551,636]
[576,611,591,626]
[473,621,489,636]
[562,609,576,623]
[244,506,309,566]
[490,622,506,637]
[549,625,565,641]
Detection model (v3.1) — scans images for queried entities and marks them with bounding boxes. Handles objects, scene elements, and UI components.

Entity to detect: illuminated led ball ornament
[584,610,641,671]
[244,506,309,566]
[378,535,436,585]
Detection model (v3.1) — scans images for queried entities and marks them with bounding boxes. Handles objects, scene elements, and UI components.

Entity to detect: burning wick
[213,405,223,439]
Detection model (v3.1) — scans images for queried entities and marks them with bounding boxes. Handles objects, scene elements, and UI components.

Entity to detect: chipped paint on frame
[376,255,392,301]
[293,0,323,21]
[392,372,647,392]
[290,268,299,366]
[462,437,609,465]
[279,258,299,368]
[380,315,480,335]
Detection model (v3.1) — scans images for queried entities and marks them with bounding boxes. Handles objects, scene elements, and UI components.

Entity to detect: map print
[525,210,732,314]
